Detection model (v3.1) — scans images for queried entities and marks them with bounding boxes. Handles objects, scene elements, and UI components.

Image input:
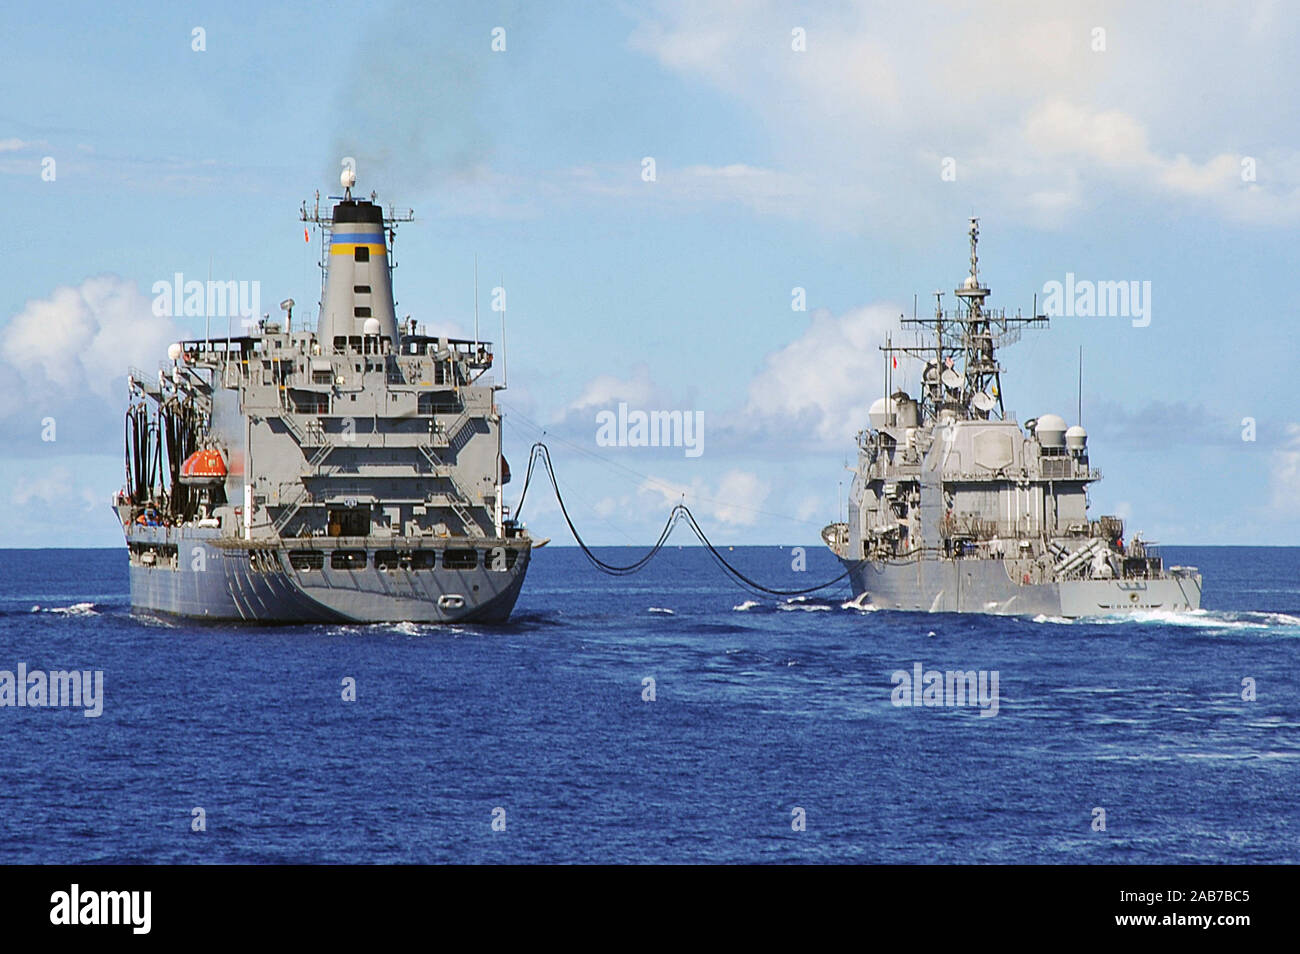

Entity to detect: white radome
[1036,413,1067,447]
[868,396,897,428]
[167,342,182,362]
[341,167,357,189]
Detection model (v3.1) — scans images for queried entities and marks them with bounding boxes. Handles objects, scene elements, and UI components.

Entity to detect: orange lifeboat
[180,448,227,485]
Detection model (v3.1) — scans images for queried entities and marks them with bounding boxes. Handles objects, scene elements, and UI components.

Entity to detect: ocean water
[0,545,1297,864]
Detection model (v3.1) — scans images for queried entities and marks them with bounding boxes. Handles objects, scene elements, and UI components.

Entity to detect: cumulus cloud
[555,303,903,452]
[564,364,657,415]
[637,468,772,527]
[0,276,185,457]
[626,0,1300,227]
[740,304,899,447]
[1018,99,1300,222]
[1,275,181,407]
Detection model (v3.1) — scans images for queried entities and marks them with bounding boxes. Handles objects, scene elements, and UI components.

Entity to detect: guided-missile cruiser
[116,170,531,622]
[823,220,1203,617]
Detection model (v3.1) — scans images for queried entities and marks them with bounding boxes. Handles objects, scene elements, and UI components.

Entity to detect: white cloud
[627,0,1300,227]
[741,304,899,447]
[556,302,903,452]
[1018,99,1300,221]
[637,467,771,527]
[563,364,656,415]
[1,275,182,412]
[1022,100,1152,167]
[712,470,772,525]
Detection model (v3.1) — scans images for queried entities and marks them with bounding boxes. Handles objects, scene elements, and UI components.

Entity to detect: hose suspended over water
[516,443,679,575]
[514,442,865,596]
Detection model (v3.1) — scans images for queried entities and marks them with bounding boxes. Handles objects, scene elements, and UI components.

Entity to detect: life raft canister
[180,448,228,485]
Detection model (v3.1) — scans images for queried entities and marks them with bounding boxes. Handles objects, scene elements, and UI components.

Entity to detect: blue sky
[2,0,1299,547]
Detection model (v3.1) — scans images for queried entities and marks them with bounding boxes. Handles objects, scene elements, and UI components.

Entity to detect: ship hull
[845,557,1202,618]
[125,527,531,624]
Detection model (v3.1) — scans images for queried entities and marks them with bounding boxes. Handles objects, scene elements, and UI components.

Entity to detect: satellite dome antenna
[340,165,356,199]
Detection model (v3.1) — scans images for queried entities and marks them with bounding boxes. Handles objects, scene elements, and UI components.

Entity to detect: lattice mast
[881,218,1047,424]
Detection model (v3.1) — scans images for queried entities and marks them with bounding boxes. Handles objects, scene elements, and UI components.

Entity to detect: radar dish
[941,368,963,389]
[972,391,995,411]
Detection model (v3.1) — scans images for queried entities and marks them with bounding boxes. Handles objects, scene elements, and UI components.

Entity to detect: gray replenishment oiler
[823,220,1202,617]
[115,171,531,622]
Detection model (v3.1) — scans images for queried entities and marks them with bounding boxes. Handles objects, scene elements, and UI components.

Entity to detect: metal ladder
[272,483,311,535]
[418,444,484,537]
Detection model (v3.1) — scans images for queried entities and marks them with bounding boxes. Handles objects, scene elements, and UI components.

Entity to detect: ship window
[417,393,461,415]
[290,391,329,414]
[354,246,370,262]
[289,551,324,571]
[374,549,411,571]
[443,549,477,570]
[333,336,347,353]
[354,285,371,294]
[411,551,437,570]
[312,370,332,385]
[330,549,367,570]
[327,507,369,537]
[354,306,371,318]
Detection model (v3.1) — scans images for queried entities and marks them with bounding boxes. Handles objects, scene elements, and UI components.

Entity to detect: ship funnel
[318,194,400,351]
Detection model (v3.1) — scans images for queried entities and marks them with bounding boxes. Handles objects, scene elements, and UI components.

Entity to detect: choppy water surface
[1,546,1296,863]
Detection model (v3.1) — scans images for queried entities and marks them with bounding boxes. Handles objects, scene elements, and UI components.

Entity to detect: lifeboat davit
[180,448,227,485]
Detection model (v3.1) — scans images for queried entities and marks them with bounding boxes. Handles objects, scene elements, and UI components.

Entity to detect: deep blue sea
[0,545,1297,864]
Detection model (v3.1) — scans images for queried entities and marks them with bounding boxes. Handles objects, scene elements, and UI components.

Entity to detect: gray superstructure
[823,220,1202,617]
[115,174,531,623]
